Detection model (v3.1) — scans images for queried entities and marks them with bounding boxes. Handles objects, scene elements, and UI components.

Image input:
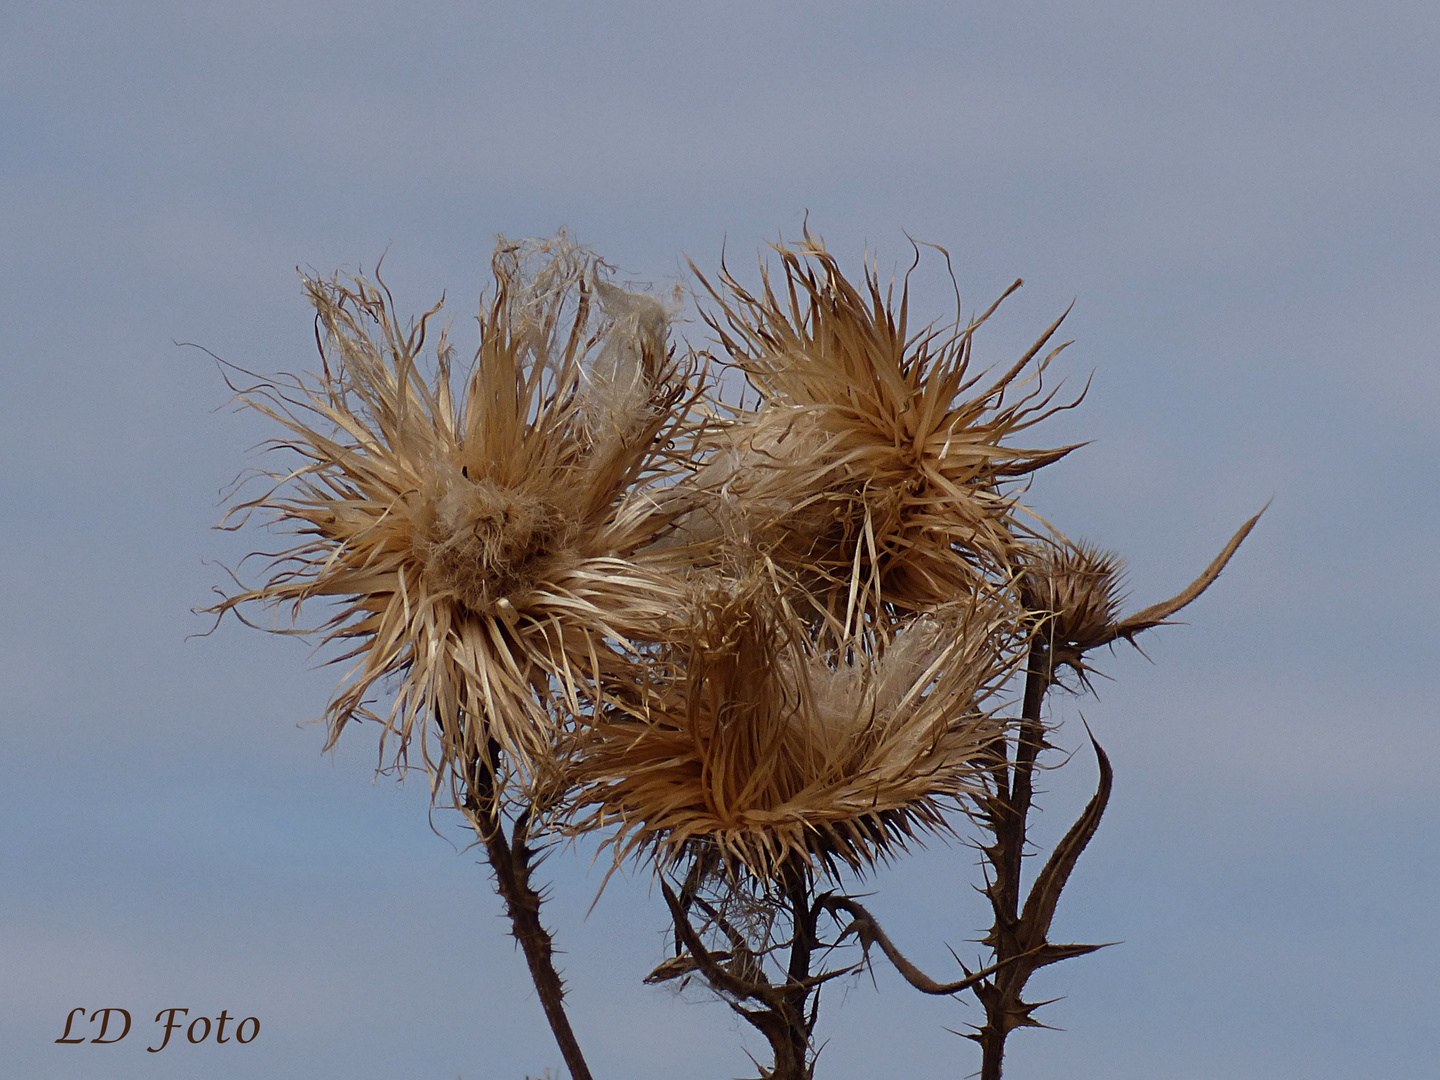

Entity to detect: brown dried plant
[568,566,1021,882]
[210,229,1258,1080]
[590,237,1256,1080]
[210,236,699,795]
[208,235,708,1080]
[681,233,1081,631]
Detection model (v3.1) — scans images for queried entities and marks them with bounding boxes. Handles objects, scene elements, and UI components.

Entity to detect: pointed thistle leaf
[1028,941,1115,971]
[1017,732,1113,948]
[1104,508,1265,644]
[821,895,1027,996]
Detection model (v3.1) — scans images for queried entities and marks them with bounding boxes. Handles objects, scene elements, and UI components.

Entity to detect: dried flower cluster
[211,229,1257,1080]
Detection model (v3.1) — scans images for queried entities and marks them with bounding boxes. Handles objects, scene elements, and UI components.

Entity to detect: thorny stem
[777,862,818,1080]
[966,515,1259,1077]
[978,641,1053,1080]
[662,860,823,1080]
[971,644,1116,1080]
[995,642,1052,930]
[464,747,594,1080]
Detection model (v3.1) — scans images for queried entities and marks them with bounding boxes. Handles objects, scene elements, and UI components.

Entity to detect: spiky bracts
[684,234,1080,629]
[1019,539,1126,685]
[210,236,702,796]
[567,569,1023,882]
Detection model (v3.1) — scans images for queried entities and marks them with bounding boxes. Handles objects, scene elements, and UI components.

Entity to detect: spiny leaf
[1106,508,1266,644]
[1017,731,1113,948]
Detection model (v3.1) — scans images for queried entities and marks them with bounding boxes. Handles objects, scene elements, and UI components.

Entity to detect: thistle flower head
[683,233,1081,626]
[567,568,1021,882]
[209,235,701,796]
[1021,540,1126,663]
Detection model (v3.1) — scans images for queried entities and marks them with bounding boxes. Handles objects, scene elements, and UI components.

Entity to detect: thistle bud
[1021,541,1125,659]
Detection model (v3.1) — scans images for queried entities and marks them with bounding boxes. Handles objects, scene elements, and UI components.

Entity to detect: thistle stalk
[775,863,820,1080]
[991,638,1053,932]
[973,638,1061,1080]
[462,744,594,1080]
[964,514,1262,1077]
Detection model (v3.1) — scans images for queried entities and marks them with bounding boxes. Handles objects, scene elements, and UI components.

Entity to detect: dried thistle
[567,567,1023,883]
[206,225,1262,1080]
[208,235,701,797]
[682,232,1081,627]
[1020,539,1125,683]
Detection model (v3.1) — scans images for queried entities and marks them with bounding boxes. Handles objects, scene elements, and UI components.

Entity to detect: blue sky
[2,2,1437,1077]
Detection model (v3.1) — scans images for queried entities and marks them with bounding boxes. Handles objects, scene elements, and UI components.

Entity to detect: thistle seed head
[565,569,1023,883]
[687,230,1082,623]
[208,234,703,798]
[416,466,572,617]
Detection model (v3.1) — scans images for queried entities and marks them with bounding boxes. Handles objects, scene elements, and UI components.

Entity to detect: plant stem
[977,640,1052,1080]
[466,754,594,1080]
[999,643,1051,922]
[776,863,817,1080]
[666,859,819,1080]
